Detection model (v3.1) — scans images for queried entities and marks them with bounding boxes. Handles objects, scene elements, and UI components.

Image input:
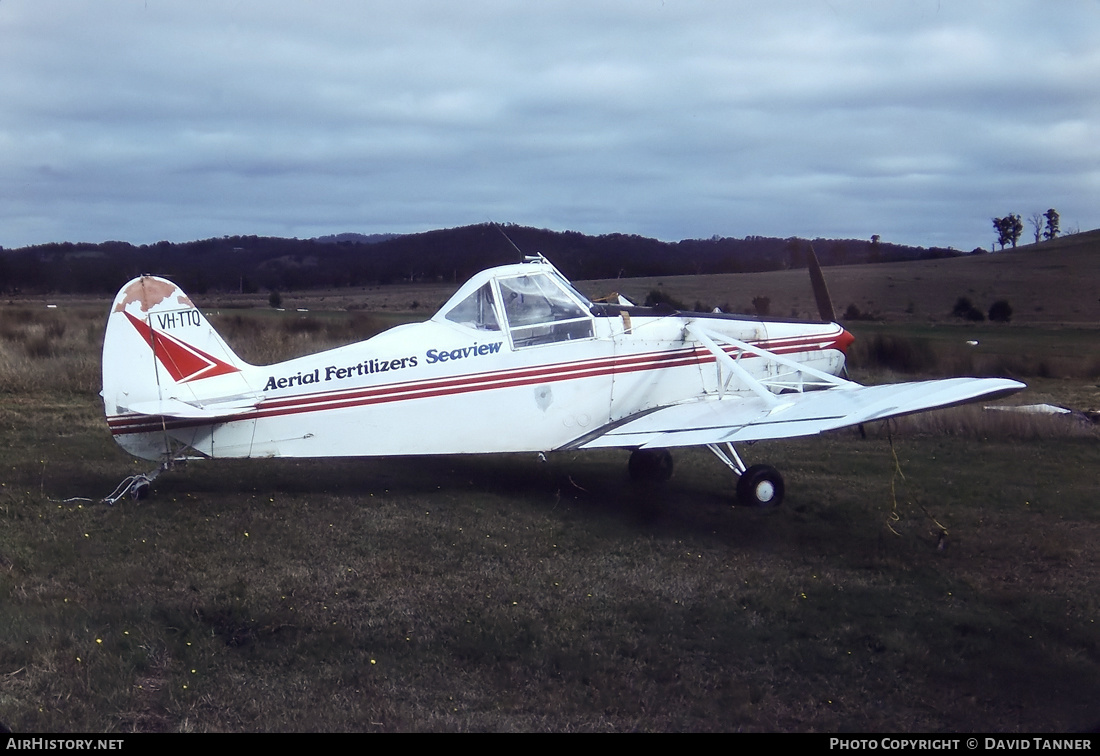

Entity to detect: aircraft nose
[834,327,855,354]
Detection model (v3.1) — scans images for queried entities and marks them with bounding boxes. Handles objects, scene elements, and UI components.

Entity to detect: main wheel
[736,464,784,507]
[628,448,674,484]
[130,479,151,501]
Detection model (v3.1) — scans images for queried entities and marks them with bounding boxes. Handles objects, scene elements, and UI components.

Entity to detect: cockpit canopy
[435,260,595,348]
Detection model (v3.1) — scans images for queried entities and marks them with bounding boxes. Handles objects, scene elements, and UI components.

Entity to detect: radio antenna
[491,221,524,258]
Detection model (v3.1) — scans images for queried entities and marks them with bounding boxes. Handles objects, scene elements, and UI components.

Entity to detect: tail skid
[102,276,259,460]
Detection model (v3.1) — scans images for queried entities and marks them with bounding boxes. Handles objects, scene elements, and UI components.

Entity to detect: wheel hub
[755,480,775,503]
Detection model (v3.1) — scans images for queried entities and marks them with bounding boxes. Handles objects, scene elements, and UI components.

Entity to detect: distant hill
[0,222,1010,295]
[580,231,1100,325]
[1012,227,1100,255]
[313,232,400,245]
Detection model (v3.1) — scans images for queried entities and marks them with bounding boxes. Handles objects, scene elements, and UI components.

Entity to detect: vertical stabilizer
[102,276,256,458]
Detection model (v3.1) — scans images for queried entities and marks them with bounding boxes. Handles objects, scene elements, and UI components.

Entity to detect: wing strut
[707,442,747,475]
[686,322,857,404]
[687,325,780,406]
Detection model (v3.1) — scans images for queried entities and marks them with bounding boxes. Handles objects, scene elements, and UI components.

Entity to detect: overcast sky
[2,1,1097,251]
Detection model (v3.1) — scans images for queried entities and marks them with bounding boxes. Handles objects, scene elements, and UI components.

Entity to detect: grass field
[2,250,1099,732]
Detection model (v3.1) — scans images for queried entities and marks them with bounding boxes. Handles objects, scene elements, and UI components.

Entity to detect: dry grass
[207,311,395,365]
[0,306,101,394]
[874,403,1099,440]
[847,325,1100,385]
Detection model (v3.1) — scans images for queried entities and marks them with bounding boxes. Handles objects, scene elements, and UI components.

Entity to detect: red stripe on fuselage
[108,329,849,436]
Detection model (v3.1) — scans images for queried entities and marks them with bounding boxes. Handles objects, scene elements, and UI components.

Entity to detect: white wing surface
[561,377,1025,450]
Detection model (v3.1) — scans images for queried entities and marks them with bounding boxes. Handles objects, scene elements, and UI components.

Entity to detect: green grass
[2,295,1099,731]
[1,390,1099,731]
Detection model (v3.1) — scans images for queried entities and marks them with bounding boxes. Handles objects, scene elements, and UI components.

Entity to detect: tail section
[103,276,258,459]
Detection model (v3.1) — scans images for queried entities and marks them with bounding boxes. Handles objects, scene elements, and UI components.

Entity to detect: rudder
[102,276,257,459]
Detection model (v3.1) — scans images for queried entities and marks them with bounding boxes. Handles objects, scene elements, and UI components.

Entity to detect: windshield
[497,272,593,348]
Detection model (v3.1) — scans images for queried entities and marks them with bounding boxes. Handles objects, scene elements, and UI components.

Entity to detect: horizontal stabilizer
[120,396,261,420]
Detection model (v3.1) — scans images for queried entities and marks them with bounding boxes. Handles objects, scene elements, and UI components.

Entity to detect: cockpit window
[497,272,594,348]
[444,283,500,331]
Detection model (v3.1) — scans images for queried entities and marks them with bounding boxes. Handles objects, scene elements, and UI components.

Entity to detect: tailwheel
[628,448,674,484]
[736,464,784,507]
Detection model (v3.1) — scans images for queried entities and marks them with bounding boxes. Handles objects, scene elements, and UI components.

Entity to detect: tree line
[0,224,959,295]
[992,208,1059,250]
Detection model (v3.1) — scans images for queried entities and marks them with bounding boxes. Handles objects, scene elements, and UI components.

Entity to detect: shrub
[843,303,877,321]
[951,296,985,321]
[951,296,974,317]
[643,289,687,310]
[988,299,1012,322]
[859,334,938,374]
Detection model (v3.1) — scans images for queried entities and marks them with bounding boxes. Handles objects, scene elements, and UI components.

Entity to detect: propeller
[806,244,837,323]
[806,245,858,410]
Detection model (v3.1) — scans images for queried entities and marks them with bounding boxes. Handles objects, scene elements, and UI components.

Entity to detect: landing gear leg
[706,443,785,507]
[628,448,674,484]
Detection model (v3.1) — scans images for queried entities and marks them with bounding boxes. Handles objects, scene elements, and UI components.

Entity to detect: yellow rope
[886,422,948,541]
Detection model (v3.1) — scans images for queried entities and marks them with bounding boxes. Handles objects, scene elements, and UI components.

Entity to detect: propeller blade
[807,244,837,322]
[807,244,852,380]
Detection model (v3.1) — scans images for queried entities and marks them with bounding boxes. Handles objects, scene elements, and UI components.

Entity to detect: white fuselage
[109,309,849,461]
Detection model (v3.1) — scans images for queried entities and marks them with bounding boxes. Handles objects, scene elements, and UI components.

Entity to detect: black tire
[131,480,151,501]
[736,464,784,507]
[628,448,674,484]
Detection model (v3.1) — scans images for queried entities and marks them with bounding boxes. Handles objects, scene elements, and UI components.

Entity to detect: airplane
[101,254,1024,506]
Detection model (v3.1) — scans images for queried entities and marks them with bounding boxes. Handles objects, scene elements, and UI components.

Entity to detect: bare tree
[1028,212,1044,243]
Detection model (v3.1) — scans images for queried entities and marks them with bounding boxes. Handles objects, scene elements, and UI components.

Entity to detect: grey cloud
[1,0,1096,249]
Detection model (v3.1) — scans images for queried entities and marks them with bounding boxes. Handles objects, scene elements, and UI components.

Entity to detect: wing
[561,376,1025,451]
